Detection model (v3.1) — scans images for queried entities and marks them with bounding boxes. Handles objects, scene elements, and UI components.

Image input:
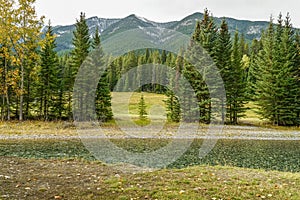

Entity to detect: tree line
[0,1,299,126]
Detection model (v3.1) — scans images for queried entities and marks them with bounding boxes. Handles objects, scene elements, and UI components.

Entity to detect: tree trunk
[44,89,48,121]
[4,57,10,121]
[1,95,5,121]
[19,64,24,121]
[25,71,31,118]
[40,87,43,119]
[6,92,10,121]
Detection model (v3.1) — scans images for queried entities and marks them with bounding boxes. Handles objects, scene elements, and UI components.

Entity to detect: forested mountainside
[52,12,270,52]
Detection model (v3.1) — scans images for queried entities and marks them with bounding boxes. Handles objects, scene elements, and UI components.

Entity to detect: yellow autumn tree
[0,0,44,120]
[0,0,18,120]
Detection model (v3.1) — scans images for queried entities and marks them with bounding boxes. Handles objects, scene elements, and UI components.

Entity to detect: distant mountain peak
[133,14,154,23]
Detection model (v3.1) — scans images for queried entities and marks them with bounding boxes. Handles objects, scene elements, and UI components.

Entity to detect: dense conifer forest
[0,0,299,126]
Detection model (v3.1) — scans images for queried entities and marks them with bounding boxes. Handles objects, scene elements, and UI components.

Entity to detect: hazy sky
[35,0,300,27]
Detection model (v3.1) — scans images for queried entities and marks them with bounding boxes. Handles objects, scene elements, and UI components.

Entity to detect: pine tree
[295,32,300,122]
[122,51,137,91]
[253,14,300,126]
[214,19,232,123]
[39,21,59,120]
[151,50,161,92]
[56,56,67,119]
[181,9,218,123]
[90,26,113,122]
[247,38,263,98]
[165,91,181,123]
[70,12,91,120]
[95,70,113,122]
[253,18,278,124]
[70,12,91,76]
[274,14,300,125]
[239,34,249,56]
[92,26,101,49]
[165,49,183,123]
[230,31,247,124]
[138,94,147,121]
[107,58,118,91]
[197,8,218,57]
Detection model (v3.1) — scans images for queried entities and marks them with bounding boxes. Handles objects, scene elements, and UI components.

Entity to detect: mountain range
[52,12,271,53]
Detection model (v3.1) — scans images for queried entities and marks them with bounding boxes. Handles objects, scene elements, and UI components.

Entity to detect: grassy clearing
[0,93,299,136]
[0,156,299,199]
[111,92,167,121]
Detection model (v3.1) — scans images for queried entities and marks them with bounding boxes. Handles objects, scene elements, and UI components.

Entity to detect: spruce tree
[214,19,232,123]
[95,70,113,122]
[122,51,137,91]
[138,94,147,121]
[239,34,249,56]
[56,56,67,119]
[253,18,278,124]
[165,50,182,123]
[71,12,91,71]
[197,8,218,57]
[92,26,101,49]
[165,92,181,123]
[247,39,263,98]
[151,50,161,92]
[253,14,300,126]
[274,14,300,125]
[230,31,247,124]
[91,27,113,122]
[39,21,59,120]
[182,9,218,123]
[70,12,91,120]
[295,32,300,122]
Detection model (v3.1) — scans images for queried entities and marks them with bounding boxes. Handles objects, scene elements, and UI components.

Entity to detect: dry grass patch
[0,157,299,199]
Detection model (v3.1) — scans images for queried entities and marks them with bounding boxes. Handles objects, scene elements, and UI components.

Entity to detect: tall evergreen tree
[274,14,300,125]
[165,49,183,123]
[56,56,67,119]
[253,18,278,124]
[39,21,59,120]
[95,70,113,122]
[92,32,113,122]
[230,31,247,124]
[70,12,91,120]
[295,31,300,122]
[182,9,218,123]
[214,19,232,123]
[253,14,300,125]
